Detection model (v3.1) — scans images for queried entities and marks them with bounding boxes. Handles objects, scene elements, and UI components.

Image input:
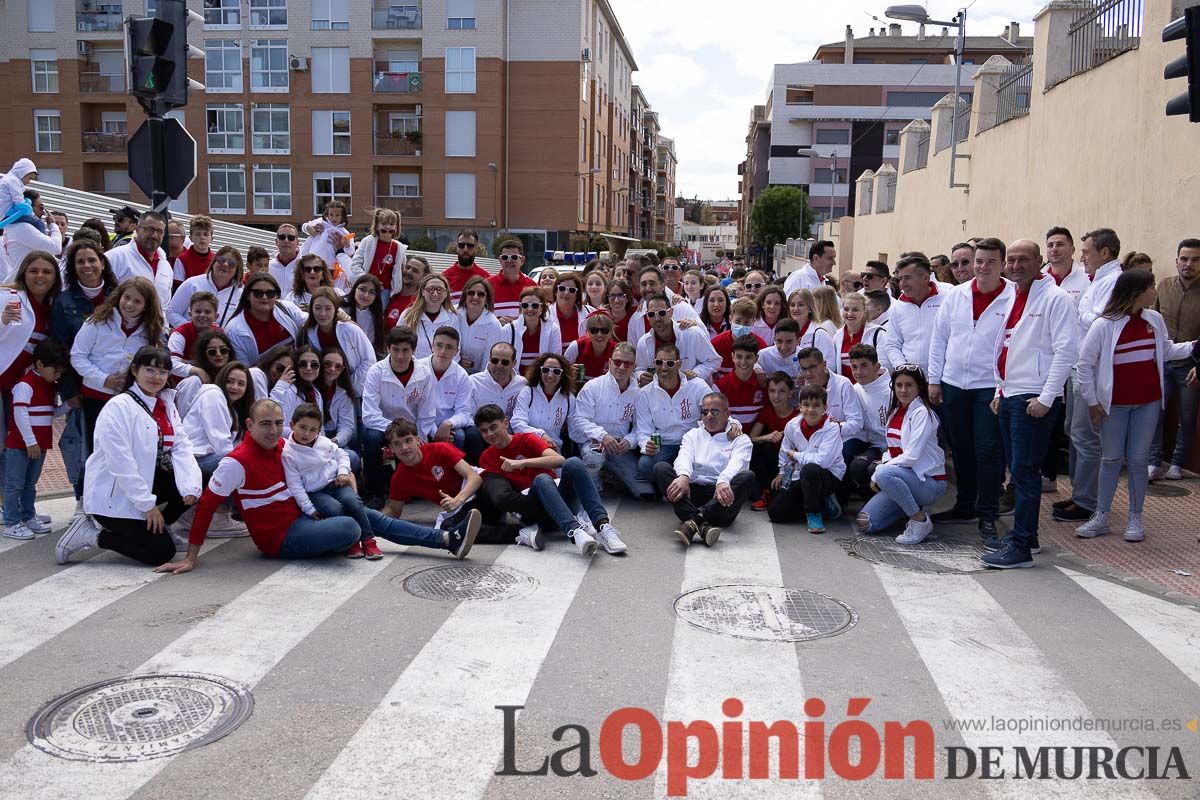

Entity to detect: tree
[490,231,520,256]
[410,235,436,253]
[750,185,814,255]
[681,197,715,226]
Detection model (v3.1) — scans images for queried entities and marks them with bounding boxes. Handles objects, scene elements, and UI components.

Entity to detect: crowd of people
[1,170,1198,572]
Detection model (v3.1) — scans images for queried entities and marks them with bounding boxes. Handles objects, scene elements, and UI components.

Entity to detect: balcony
[76,5,123,31]
[373,71,422,94]
[372,5,421,29]
[375,195,423,217]
[374,130,421,156]
[82,131,127,153]
[79,71,125,93]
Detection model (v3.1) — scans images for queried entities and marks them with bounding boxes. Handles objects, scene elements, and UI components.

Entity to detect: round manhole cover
[1146,483,1191,497]
[851,535,988,574]
[400,564,538,602]
[27,673,253,763]
[673,585,856,642]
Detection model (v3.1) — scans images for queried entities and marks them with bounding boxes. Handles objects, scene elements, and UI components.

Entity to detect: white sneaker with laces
[575,510,597,537]
[515,524,545,551]
[595,522,627,554]
[1075,512,1111,538]
[55,514,100,564]
[572,526,598,556]
[24,517,53,535]
[1165,465,1184,481]
[1124,513,1145,542]
[895,516,933,545]
[1148,464,1165,481]
[206,508,249,538]
[3,522,35,541]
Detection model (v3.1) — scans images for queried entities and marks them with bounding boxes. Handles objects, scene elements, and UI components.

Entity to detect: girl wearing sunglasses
[348,208,405,303]
[168,245,244,329]
[284,254,336,312]
[563,308,616,382]
[553,272,586,346]
[269,344,325,439]
[512,352,576,452]
[224,273,307,364]
[173,330,235,419]
[501,286,562,373]
[603,278,633,343]
[315,346,358,456]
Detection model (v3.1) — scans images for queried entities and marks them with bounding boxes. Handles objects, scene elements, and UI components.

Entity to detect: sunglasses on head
[654,359,679,368]
[276,234,297,241]
[490,357,512,367]
[250,288,280,299]
[540,366,563,376]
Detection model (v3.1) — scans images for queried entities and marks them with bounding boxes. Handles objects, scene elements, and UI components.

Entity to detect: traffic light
[125,0,204,113]
[1164,5,1200,122]
[156,0,205,110]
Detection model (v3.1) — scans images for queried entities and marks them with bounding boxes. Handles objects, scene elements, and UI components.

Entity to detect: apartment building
[813,22,1032,65]
[653,134,675,242]
[0,0,659,260]
[627,84,654,242]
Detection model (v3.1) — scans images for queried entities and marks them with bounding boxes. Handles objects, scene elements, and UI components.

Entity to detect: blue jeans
[859,463,946,533]
[3,448,44,527]
[59,407,87,500]
[362,427,389,499]
[275,514,362,558]
[637,443,680,483]
[1099,402,1160,515]
[309,482,374,543]
[1000,393,1057,547]
[196,451,225,476]
[941,383,1003,522]
[1150,361,1199,468]
[1068,372,1101,511]
[579,444,655,498]
[529,457,610,534]
[364,507,446,549]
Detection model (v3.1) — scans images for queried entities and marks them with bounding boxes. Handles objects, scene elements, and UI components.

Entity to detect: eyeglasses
[139,226,165,236]
[214,256,237,267]
[298,360,320,369]
[646,308,671,319]
[540,366,564,376]
[520,302,542,310]
[557,285,578,294]
[250,288,280,299]
[588,326,612,334]
[699,408,724,417]
[322,360,345,371]
[456,242,477,249]
[611,358,634,368]
[205,346,230,357]
[499,254,522,262]
[744,282,764,291]
[608,293,627,301]
[301,265,324,274]
[424,285,447,294]
[654,359,679,368]
[954,259,973,267]
[276,234,297,241]
[490,357,512,367]
[139,366,171,378]
[463,290,487,299]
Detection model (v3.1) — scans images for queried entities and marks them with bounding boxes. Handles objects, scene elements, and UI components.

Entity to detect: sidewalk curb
[1049,547,1200,611]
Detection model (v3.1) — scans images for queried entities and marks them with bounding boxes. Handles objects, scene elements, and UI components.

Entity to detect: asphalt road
[0,495,1198,799]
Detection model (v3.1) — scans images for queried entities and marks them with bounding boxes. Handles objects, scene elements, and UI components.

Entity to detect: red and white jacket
[69,316,156,399]
[5,371,63,450]
[189,437,300,556]
[880,398,945,481]
[927,278,1014,390]
[1076,309,1194,413]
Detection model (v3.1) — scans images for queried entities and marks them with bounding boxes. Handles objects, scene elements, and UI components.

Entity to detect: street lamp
[885,4,969,189]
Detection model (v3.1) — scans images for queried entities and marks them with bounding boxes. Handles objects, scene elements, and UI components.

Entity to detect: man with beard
[444,229,491,304]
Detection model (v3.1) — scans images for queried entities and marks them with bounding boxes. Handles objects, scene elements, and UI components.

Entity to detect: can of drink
[575,363,586,383]
[651,433,663,449]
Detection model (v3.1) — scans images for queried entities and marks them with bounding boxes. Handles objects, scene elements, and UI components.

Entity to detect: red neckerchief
[899,282,938,306]
[799,414,828,439]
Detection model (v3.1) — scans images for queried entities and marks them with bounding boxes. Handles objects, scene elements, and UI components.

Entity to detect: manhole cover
[673,584,856,642]
[400,564,538,602]
[27,673,253,763]
[851,536,988,574]
[1146,483,1191,497]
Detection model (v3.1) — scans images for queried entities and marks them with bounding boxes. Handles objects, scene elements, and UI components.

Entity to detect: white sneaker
[205,508,249,538]
[3,522,35,541]
[35,513,51,525]
[1165,465,1184,481]
[1124,513,1145,542]
[1041,477,1057,493]
[1075,512,1111,538]
[515,524,545,551]
[571,526,598,556]
[595,522,628,554]
[1148,464,1165,481]
[55,514,100,564]
[575,510,597,537]
[25,517,52,535]
[895,516,934,545]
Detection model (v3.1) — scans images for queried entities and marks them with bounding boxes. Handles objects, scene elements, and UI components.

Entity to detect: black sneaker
[1051,503,1092,522]
[998,486,1015,517]
[982,535,1005,552]
[439,504,471,531]
[446,509,481,559]
[981,542,1034,569]
[932,508,978,523]
[699,521,722,547]
[674,518,700,546]
[1052,498,1073,511]
[978,519,998,537]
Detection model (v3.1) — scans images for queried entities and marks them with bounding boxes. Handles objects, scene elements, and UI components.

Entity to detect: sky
[606,0,1045,202]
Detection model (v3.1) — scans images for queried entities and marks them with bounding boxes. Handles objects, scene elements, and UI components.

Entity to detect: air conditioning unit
[289,55,308,71]
[77,41,94,56]
[581,48,591,62]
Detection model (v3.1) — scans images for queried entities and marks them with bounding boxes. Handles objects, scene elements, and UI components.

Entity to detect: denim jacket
[51,286,102,399]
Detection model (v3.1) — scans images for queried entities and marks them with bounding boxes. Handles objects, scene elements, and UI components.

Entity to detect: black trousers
[652,463,756,527]
[474,474,547,543]
[839,443,882,504]
[95,467,188,566]
[749,441,782,494]
[768,463,837,522]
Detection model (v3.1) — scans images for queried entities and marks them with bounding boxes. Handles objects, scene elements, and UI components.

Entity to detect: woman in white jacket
[455,275,502,374]
[166,245,244,328]
[304,286,374,394]
[315,347,358,456]
[223,273,306,364]
[512,352,575,451]
[182,360,254,475]
[400,273,463,360]
[1075,270,1195,542]
[501,286,562,374]
[269,344,324,438]
[56,346,202,566]
[853,364,947,545]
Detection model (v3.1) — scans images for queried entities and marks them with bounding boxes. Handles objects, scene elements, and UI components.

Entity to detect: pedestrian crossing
[0,503,1198,800]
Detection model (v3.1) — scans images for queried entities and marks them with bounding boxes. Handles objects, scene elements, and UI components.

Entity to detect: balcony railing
[372,71,422,94]
[1066,0,1142,82]
[372,6,421,29]
[995,62,1033,126]
[76,9,123,31]
[375,195,423,217]
[79,71,126,93]
[82,131,128,153]
[373,132,421,155]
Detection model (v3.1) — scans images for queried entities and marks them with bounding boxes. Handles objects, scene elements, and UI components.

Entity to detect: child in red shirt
[3,341,68,539]
[749,372,798,510]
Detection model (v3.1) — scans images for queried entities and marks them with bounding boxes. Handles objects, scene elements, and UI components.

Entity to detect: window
[27,0,53,31]
[30,50,58,93]
[103,170,128,195]
[813,168,843,184]
[205,40,243,92]
[209,163,246,213]
[312,0,348,30]
[251,103,290,153]
[388,112,418,135]
[445,47,476,94]
[784,86,814,104]
[886,91,954,107]
[101,111,127,134]
[38,168,64,185]
[388,173,420,197]
[379,47,419,73]
[815,128,850,145]
[204,0,241,27]
[312,110,351,155]
[250,39,288,91]
[34,110,61,153]
[250,0,287,27]
[852,57,875,64]
[311,47,350,93]
[252,165,291,214]
[146,0,156,13]
[580,118,587,163]
[884,129,900,146]
[445,173,475,219]
[313,172,352,215]
[447,0,475,29]
[206,103,244,152]
[444,111,475,157]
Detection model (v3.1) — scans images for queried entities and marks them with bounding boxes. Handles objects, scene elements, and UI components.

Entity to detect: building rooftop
[771,62,978,88]
[815,34,1033,53]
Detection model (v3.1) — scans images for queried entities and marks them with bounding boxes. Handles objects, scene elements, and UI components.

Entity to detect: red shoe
[345,541,364,559]
[362,538,383,561]
[751,490,772,512]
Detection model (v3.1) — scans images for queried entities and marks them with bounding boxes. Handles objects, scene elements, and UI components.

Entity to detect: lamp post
[885,4,969,189]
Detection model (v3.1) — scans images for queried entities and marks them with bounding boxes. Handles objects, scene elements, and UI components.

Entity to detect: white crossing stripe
[0,556,391,800]
[874,566,1158,798]
[654,513,822,798]
[1058,567,1200,687]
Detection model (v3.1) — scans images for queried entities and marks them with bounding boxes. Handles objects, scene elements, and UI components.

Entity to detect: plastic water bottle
[779,460,796,491]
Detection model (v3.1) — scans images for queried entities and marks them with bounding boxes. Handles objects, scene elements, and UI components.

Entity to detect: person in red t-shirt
[709,298,766,382]
[473,403,627,555]
[749,372,798,510]
[382,417,517,543]
[444,230,491,304]
[488,238,536,322]
[383,255,429,331]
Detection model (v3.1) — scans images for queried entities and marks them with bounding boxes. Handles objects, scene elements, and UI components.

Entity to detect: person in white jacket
[399,273,465,360]
[511,352,574,451]
[56,347,202,566]
[455,275,503,373]
[346,208,406,301]
[1,189,60,282]
[1073,269,1195,543]
[625,266,700,343]
[303,286,375,394]
[423,326,475,451]
[299,202,355,280]
[883,254,953,373]
[223,273,307,364]
[633,294,721,384]
[500,286,562,373]
[166,245,244,329]
[468,341,524,453]
[655,392,755,547]
[104,212,173,309]
[796,346,863,443]
[182,361,254,475]
[844,343,892,503]
[570,342,653,499]
[633,342,714,482]
[767,384,846,533]
[282,403,376,558]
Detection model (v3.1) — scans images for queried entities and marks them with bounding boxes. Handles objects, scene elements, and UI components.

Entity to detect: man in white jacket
[469,341,524,420]
[884,254,951,373]
[571,342,654,499]
[783,240,836,297]
[424,326,475,452]
[105,211,174,308]
[633,343,712,483]
[633,294,720,385]
[655,392,755,546]
[983,239,1077,570]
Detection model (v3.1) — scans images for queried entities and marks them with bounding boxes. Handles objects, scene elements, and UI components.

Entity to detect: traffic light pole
[146,108,172,221]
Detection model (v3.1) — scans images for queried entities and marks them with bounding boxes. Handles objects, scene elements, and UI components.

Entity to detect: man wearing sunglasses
[572,342,654,501]
[660,257,685,295]
[626,265,700,340]
[861,261,893,299]
[445,229,490,304]
[655,393,755,547]
[487,238,535,322]
[268,224,302,287]
[106,210,173,308]
[468,342,525,426]
[949,243,976,286]
[634,342,719,482]
[633,295,720,387]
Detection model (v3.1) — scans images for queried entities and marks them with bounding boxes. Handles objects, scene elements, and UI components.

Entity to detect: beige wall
[850,0,1200,280]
